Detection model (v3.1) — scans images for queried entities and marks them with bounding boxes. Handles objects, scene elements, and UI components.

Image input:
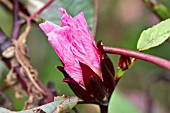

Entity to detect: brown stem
[104,46,170,70]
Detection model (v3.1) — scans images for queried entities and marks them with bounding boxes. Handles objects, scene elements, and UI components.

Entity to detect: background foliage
[0,0,170,113]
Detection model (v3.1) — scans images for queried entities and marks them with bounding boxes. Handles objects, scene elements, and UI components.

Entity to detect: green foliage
[137,19,170,51]
[0,6,12,36]
[153,3,170,20]
[108,90,140,113]
[143,0,170,20]
[26,0,95,33]
[0,96,78,113]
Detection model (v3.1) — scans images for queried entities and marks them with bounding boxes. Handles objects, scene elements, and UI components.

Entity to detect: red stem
[103,46,170,70]
[28,0,54,21]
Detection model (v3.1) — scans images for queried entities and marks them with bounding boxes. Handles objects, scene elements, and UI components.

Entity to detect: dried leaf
[12,19,46,108]
[14,20,45,95]
[2,46,15,58]
[5,61,27,99]
[13,84,27,99]
[2,0,50,109]
[5,67,16,86]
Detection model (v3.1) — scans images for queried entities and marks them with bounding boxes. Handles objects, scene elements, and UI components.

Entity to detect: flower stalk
[100,105,108,113]
[103,46,170,70]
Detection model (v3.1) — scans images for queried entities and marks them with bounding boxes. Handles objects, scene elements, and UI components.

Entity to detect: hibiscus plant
[0,0,170,113]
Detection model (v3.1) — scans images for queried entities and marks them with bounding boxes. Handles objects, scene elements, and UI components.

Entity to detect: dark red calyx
[90,76,107,104]
[56,66,71,78]
[79,62,103,95]
[63,78,94,102]
[101,54,115,96]
[118,55,131,71]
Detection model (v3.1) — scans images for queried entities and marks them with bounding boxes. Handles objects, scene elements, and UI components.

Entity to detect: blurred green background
[1,0,170,113]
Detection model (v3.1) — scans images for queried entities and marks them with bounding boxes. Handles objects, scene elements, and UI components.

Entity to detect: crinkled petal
[47,27,84,85]
[39,8,102,86]
[58,9,101,76]
[59,8,72,26]
[39,21,60,34]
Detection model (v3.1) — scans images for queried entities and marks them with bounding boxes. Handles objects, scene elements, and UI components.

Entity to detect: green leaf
[137,19,170,51]
[108,89,140,113]
[26,0,95,33]
[0,96,78,113]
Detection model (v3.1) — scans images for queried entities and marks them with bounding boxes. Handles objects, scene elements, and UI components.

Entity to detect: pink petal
[39,8,102,86]
[59,8,72,26]
[47,26,84,85]
[58,9,101,72]
[39,21,60,35]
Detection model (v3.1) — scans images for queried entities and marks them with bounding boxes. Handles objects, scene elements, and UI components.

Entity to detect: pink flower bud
[39,8,101,86]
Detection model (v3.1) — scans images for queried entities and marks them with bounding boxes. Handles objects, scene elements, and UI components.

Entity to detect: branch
[103,46,170,70]
[0,0,54,22]
[10,0,54,40]
[11,0,22,40]
[28,0,54,21]
[0,0,29,18]
[12,0,19,28]
[143,0,170,20]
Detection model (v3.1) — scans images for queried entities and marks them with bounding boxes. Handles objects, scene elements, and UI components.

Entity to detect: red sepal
[80,62,104,95]
[57,66,94,102]
[90,76,107,104]
[101,54,115,96]
[56,66,70,78]
[63,78,94,102]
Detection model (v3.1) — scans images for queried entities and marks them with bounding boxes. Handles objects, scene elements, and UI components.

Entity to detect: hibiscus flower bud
[118,55,131,71]
[39,8,115,105]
